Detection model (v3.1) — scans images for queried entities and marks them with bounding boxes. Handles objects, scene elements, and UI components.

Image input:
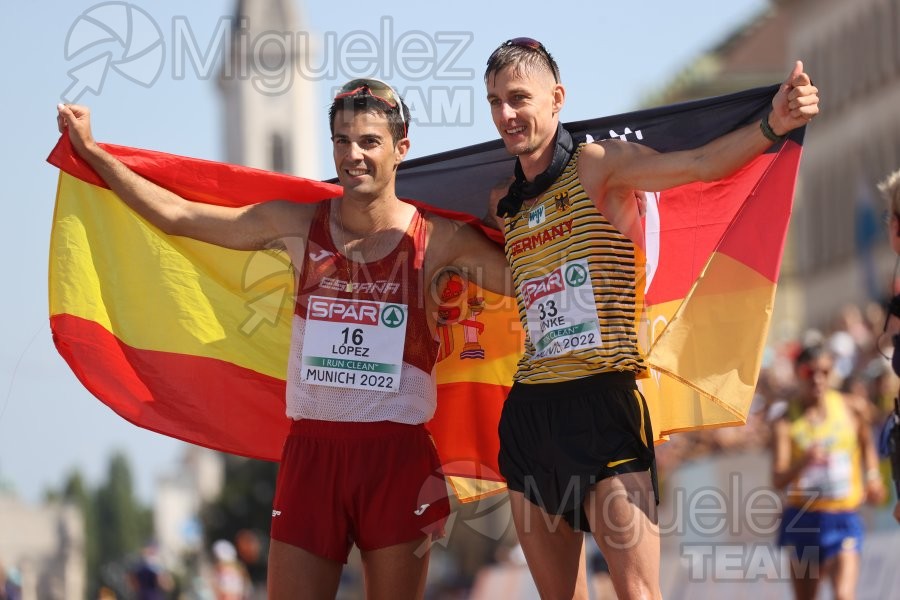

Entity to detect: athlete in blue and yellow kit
[773,344,884,600]
[483,39,820,599]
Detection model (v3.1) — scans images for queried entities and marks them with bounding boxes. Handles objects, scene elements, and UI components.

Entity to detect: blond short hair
[879,168,900,215]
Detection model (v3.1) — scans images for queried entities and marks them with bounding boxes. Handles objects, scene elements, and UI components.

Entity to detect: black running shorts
[498,371,657,531]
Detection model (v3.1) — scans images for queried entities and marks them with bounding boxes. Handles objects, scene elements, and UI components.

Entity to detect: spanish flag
[48,85,803,501]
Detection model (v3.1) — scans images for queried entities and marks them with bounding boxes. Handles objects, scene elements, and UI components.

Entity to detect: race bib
[798,450,852,499]
[301,296,407,391]
[521,259,601,359]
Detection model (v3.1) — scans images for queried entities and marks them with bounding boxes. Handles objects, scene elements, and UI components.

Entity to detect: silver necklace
[512,195,544,227]
[332,200,397,293]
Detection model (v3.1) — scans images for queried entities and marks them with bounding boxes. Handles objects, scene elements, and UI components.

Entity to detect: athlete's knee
[610,578,661,600]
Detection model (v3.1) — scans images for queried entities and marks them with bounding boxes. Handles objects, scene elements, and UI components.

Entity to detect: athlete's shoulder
[840,391,872,425]
[264,197,323,222]
[576,140,621,190]
[577,139,609,163]
[421,209,468,238]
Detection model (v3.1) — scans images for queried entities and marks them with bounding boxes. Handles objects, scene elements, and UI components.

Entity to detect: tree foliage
[59,451,153,597]
[200,455,277,584]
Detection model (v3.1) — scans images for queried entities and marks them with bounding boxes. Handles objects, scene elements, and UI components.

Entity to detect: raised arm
[56,104,304,251]
[580,61,819,197]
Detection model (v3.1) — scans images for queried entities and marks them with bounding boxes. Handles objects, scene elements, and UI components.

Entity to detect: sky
[0,0,771,506]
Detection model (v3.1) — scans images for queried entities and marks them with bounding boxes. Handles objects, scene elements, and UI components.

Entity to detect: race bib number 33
[301,296,407,391]
[522,259,601,359]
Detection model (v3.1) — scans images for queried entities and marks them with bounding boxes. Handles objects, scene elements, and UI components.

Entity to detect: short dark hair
[795,343,831,368]
[328,94,410,144]
[484,40,561,84]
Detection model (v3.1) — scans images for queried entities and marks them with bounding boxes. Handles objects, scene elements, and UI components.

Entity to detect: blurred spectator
[0,562,21,600]
[128,543,173,600]
[97,586,116,600]
[233,529,265,597]
[211,539,251,600]
[879,166,900,523]
[828,330,857,381]
[834,304,874,355]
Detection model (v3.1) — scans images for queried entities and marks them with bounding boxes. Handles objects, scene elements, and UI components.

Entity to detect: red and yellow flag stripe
[49,136,520,500]
[49,92,804,501]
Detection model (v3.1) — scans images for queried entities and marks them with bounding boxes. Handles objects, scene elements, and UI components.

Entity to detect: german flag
[48,84,803,501]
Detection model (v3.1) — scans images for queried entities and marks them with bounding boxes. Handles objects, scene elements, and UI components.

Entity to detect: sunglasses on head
[334,78,407,135]
[490,37,560,82]
[504,37,549,53]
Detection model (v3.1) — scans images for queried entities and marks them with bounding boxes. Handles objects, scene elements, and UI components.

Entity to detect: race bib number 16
[522,259,601,359]
[301,296,408,391]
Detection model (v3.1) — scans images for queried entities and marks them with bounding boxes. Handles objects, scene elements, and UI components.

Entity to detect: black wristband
[760,113,787,144]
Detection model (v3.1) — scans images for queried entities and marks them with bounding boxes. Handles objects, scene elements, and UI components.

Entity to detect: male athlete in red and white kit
[58,78,511,599]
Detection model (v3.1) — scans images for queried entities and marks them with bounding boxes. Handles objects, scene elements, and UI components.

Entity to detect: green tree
[95,452,146,562]
[61,470,99,598]
[201,455,277,584]
[93,452,154,596]
[53,453,154,598]
[202,455,277,543]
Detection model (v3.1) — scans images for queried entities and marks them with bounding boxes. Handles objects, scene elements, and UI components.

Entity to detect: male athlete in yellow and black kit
[483,38,820,599]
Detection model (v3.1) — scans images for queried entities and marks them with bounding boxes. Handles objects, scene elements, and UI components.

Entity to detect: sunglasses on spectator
[799,365,832,378]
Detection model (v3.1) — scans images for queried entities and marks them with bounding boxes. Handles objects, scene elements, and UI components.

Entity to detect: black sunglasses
[504,37,548,53]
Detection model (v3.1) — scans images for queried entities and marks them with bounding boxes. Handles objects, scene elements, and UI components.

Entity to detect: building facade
[0,493,84,600]
[218,0,319,178]
[778,0,900,328]
[650,0,900,334]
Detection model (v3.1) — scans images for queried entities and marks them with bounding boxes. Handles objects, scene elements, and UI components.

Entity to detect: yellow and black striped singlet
[503,143,649,384]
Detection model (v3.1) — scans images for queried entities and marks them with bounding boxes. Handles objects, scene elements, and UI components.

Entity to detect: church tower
[218,0,319,178]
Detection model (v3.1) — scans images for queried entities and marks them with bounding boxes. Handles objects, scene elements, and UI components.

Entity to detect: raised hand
[769,60,820,136]
[57,103,98,158]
